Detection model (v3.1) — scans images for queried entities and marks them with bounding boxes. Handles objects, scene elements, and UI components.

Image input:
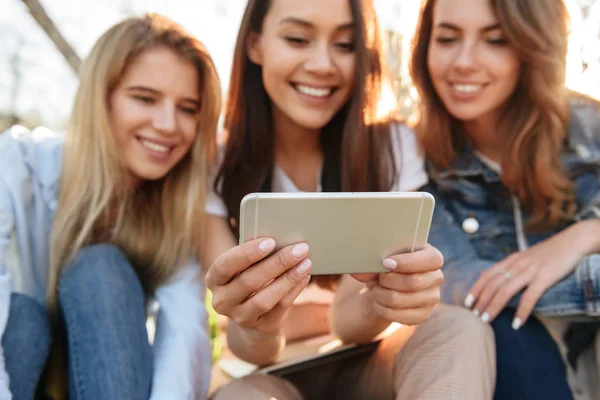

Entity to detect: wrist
[239,325,284,345]
[570,220,600,256]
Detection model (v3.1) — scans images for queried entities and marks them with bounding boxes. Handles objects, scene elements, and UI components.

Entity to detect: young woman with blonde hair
[0,13,220,399]
[412,0,599,397]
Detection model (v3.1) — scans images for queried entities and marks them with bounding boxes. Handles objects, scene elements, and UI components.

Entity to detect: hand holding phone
[356,244,445,325]
[205,237,312,340]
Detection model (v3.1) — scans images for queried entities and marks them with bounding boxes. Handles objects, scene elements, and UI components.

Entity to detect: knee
[211,375,301,400]
[58,244,143,307]
[426,305,494,346]
[7,293,51,339]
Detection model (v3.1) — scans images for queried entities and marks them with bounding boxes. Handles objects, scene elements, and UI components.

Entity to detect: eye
[284,36,309,46]
[179,105,198,116]
[335,42,355,52]
[133,95,155,104]
[487,38,509,46]
[435,36,457,45]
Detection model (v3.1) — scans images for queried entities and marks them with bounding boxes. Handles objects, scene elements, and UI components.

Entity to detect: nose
[153,102,177,134]
[304,43,335,75]
[453,42,478,73]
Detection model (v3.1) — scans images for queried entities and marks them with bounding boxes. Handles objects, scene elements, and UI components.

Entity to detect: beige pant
[211,305,496,400]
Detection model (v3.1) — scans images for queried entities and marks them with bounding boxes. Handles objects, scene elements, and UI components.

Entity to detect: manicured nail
[292,243,309,258]
[295,258,312,275]
[512,317,522,331]
[382,258,397,270]
[481,312,490,323]
[473,309,480,317]
[464,294,475,308]
[258,238,276,253]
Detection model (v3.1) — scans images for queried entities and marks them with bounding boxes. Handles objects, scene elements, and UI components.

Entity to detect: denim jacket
[0,126,212,399]
[424,97,600,318]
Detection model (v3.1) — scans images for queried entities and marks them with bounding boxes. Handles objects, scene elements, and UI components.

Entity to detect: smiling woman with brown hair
[412,0,600,398]
[200,0,497,399]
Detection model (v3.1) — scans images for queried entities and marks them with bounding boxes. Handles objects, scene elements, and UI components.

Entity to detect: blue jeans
[3,293,52,400]
[58,244,153,400]
[492,309,573,400]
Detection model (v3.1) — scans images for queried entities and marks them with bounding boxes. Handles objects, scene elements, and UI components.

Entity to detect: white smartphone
[239,192,434,275]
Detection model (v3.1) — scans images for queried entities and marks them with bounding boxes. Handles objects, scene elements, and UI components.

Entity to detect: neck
[272,108,321,162]
[463,114,503,164]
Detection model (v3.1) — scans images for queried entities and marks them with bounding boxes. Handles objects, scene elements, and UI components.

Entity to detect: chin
[292,114,337,130]
[134,169,171,182]
[445,107,488,123]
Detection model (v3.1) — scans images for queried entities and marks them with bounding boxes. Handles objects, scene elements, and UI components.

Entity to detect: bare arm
[330,276,391,344]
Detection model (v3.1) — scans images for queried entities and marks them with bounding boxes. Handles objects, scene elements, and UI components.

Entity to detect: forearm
[282,303,330,342]
[573,219,600,255]
[331,276,390,344]
[226,321,285,366]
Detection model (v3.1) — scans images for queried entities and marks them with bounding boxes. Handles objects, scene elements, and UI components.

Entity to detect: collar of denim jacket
[429,143,502,184]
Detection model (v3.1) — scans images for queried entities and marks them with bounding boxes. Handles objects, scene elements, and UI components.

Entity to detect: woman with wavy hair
[0,13,220,399]
[412,0,600,398]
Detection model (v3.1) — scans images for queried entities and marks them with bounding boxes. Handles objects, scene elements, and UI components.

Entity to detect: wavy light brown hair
[49,13,221,310]
[410,0,575,229]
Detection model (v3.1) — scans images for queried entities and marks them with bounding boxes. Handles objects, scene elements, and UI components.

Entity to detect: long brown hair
[215,0,399,288]
[410,0,575,229]
[217,0,397,224]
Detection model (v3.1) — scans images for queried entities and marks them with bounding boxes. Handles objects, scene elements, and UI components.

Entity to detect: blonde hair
[410,0,574,229]
[48,13,221,310]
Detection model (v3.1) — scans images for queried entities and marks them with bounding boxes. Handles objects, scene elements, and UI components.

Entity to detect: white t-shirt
[206,123,428,304]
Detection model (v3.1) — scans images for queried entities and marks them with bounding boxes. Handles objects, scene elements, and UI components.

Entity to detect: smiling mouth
[292,83,337,98]
[137,137,174,154]
[451,83,486,94]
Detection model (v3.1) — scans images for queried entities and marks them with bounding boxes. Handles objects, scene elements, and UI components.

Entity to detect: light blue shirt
[0,126,212,399]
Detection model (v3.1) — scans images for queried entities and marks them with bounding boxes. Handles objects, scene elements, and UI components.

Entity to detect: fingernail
[292,243,309,258]
[295,258,312,275]
[464,294,475,308]
[512,317,522,331]
[382,258,397,270]
[258,238,276,254]
[473,309,480,317]
[481,312,490,323]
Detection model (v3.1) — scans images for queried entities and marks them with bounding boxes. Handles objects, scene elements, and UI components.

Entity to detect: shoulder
[0,125,63,199]
[568,93,600,148]
[386,120,428,191]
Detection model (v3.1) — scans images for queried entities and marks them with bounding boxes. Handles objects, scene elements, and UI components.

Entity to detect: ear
[246,32,263,65]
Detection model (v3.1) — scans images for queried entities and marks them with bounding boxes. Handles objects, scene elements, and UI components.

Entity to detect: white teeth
[453,84,482,93]
[141,139,169,153]
[295,84,332,98]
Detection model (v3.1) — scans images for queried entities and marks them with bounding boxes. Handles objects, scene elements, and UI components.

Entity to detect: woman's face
[109,46,201,183]
[427,0,520,125]
[248,0,357,132]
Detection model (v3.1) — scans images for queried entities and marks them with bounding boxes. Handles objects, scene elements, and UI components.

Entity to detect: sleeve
[205,186,227,218]
[149,260,212,400]
[391,124,429,191]
[0,181,15,399]
[423,182,599,317]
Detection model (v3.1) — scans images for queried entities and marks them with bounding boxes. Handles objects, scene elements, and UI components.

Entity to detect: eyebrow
[434,22,501,33]
[279,17,353,31]
[125,85,200,106]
